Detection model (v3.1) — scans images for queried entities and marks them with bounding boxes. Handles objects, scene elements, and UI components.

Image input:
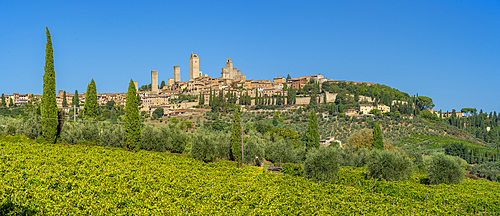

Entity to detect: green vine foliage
[281,163,304,177]
[1,135,500,214]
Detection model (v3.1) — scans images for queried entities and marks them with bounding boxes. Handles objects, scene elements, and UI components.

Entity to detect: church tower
[190,52,202,80]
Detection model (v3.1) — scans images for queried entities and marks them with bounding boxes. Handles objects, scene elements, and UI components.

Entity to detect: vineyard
[1,135,499,215]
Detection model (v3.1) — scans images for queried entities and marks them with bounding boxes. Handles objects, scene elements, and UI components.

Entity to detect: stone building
[359,104,375,114]
[377,104,390,113]
[273,77,286,84]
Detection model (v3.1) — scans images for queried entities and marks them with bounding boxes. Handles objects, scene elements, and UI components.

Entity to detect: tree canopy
[416,96,435,110]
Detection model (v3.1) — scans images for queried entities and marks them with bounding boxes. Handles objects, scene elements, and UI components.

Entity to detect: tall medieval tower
[190,52,202,80]
[173,66,180,82]
[226,58,233,79]
[151,70,159,94]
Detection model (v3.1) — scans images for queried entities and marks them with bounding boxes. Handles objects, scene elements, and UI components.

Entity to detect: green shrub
[100,124,125,148]
[3,118,23,136]
[191,129,230,162]
[23,117,42,139]
[338,145,370,167]
[264,136,304,164]
[366,149,413,181]
[160,125,189,153]
[60,122,100,144]
[304,145,340,183]
[426,152,465,185]
[281,163,303,177]
[242,134,265,165]
[141,125,163,152]
[497,175,500,182]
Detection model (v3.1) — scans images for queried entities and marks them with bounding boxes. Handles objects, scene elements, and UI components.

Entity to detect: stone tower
[190,52,202,80]
[174,66,180,83]
[226,58,233,79]
[151,70,158,94]
[221,58,242,80]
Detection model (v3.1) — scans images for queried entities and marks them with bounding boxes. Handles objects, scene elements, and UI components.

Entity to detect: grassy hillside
[1,135,499,215]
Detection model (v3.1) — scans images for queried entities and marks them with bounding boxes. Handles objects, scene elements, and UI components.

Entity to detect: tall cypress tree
[72,90,79,106]
[41,27,58,143]
[1,94,5,107]
[305,109,320,150]
[199,91,204,105]
[209,87,212,107]
[372,122,384,150]
[62,91,68,107]
[83,79,98,120]
[125,79,141,151]
[231,108,242,163]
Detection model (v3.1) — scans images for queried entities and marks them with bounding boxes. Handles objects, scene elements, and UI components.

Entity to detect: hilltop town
[5,52,420,118]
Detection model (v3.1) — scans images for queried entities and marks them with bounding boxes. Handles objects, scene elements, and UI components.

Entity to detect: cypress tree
[1,94,5,107]
[72,90,79,106]
[125,79,141,151]
[62,91,68,107]
[82,79,98,120]
[199,92,204,105]
[305,109,320,150]
[9,98,14,107]
[323,93,327,104]
[41,27,58,143]
[372,122,384,150]
[231,108,242,163]
[219,90,224,104]
[255,88,258,103]
[209,88,213,107]
[282,91,285,105]
[309,93,317,106]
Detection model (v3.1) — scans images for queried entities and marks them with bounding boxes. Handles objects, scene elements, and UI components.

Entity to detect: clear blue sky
[1,1,499,113]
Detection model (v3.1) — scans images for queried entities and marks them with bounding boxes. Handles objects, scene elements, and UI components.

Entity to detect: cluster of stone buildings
[1,92,40,106]
[343,103,391,117]
[135,53,336,116]
[428,109,465,118]
[4,52,385,117]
